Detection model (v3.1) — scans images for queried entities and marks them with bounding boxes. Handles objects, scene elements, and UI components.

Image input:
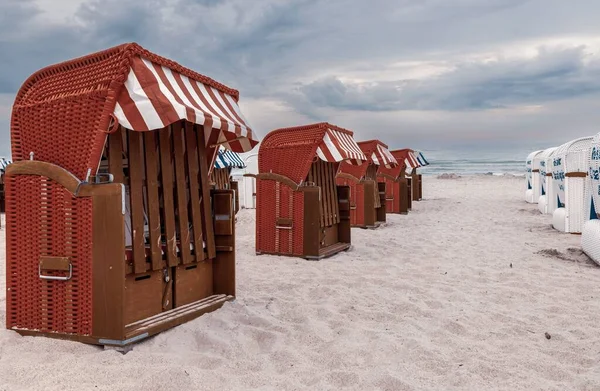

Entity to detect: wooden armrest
[6,160,121,197]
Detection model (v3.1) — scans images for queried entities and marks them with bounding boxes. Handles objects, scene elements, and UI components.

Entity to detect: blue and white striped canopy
[414,151,429,167]
[214,148,246,169]
[0,157,11,172]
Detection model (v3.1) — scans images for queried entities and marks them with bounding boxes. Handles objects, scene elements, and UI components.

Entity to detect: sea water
[418,147,540,176]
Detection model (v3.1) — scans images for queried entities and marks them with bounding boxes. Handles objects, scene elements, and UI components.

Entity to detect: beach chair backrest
[307,159,340,228]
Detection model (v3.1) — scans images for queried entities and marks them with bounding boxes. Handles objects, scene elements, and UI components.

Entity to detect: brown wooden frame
[6,121,237,347]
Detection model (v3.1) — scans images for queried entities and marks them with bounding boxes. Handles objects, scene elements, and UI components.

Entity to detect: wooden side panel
[399,179,409,214]
[337,186,351,244]
[212,190,235,296]
[128,131,147,274]
[406,177,413,210]
[363,180,377,227]
[303,188,321,256]
[92,184,125,340]
[411,172,419,201]
[144,131,163,270]
[231,181,240,214]
[376,182,386,222]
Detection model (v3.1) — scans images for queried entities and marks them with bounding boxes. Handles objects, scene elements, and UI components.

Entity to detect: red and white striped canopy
[316,128,367,165]
[371,144,398,168]
[114,55,258,153]
[405,151,420,170]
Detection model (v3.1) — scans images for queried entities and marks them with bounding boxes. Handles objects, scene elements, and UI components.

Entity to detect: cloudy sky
[1,0,600,158]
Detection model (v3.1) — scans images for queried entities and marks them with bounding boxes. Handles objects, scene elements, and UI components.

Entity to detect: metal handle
[39,263,72,281]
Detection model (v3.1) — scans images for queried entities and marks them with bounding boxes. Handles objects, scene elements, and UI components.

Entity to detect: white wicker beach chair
[526,150,543,203]
[539,148,559,214]
[581,133,600,265]
[551,137,593,233]
[532,148,556,207]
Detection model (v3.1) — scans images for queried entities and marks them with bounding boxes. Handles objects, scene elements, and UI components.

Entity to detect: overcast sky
[1,0,600,158]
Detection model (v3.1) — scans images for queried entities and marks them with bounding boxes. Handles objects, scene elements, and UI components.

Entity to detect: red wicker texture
[255,180,304,256]
[259,122,357,184]
[6,175,92,335]
[12,43,243,180]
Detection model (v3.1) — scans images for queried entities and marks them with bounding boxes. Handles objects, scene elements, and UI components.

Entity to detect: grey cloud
[1,0,600,156]
[292,46,600,114]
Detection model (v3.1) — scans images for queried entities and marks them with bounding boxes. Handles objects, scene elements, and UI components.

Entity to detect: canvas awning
[316,128,367,165]
[404,151,420,169]
[215,148,246,169]
[371,144,398,168]
[413,151,429,167]
[114,55,258,153]
[0,157,11,172]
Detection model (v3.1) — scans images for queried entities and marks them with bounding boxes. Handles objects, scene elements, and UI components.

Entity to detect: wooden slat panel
[128,131,147,274]
[326,162,334,226]
[172,123,192,264]
[185,122,205,262]
[315,163,324,227]
[108,127,124,184]
[323,161,332,226]
[144,131,163,271]
[197,125,216,259]
[330,164,340,224]
[159,126,178,267]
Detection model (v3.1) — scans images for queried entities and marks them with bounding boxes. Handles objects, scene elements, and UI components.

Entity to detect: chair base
[525,190,535,203]
[351,221,382,229]
[256,242,351,261]
[552,208,567,232]
[11,294,233,347]
[582,220,600,266]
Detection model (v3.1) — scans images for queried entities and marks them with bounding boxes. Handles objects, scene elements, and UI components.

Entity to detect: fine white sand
[1,175,600,390]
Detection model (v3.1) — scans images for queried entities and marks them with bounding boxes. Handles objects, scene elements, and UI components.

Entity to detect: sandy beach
[1,175,600,391]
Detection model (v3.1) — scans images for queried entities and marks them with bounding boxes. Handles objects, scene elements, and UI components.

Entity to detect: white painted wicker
[542,148,558,215]
[526,150,543,203]
[551,136,593,233]
[533,148,556,207]
[539,148,559,214]
[581,132,600,263]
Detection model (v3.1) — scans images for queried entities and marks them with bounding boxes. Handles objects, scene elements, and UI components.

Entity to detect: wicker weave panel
[6,175,93,335]
[255,180,304,256]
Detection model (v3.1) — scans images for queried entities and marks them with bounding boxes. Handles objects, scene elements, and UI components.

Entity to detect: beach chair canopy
[339,139,398,180]
[259,122,367,184]
[552,137,593,206]
[532,148,555,171]
[538,147,557,182]
[214,147,246,169]
[0,157,11,172]
[360,140,399,169]
[413,151,429,167]
[11,42,258,180]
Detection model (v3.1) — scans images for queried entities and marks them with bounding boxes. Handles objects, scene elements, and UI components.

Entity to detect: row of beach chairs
[525,134,600,265]
[1,43,427,349]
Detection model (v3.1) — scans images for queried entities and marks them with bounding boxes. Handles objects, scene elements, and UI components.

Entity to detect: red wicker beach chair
[377,155,409,214]
[5,43,258,347]
[336,140,398,228]
[389,149,420,207]
[253,123,366,259]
